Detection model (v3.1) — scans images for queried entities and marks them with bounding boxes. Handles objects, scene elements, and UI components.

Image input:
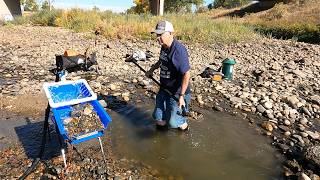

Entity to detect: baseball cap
[151,20,174,35]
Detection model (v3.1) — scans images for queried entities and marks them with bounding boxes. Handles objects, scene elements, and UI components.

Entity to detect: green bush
[8,16,30,25]
[30,9,62,26]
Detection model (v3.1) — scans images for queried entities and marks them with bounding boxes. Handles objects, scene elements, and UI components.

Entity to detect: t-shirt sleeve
[172,46,190,74]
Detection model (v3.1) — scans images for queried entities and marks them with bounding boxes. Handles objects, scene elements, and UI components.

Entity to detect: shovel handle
[127,58,188,116]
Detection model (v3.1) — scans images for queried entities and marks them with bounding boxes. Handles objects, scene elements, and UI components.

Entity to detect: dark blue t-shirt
[159,39,191,95]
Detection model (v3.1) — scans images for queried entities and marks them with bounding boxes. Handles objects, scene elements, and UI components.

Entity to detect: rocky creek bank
[0,25,320,179]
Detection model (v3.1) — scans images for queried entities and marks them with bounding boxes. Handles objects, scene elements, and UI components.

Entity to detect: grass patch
[242,1,320,43]
[8,9,258,44]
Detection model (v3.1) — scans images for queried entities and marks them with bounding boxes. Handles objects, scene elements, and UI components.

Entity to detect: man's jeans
[153,89,191,128]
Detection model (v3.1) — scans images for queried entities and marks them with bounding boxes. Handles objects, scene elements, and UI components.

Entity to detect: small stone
[305,131,320,140]
[300,118,308,125]
[99,100,108,108]
[123,96,130,102]
[279,125,290,132]
[298,124,306,131]
[266,131,272,136]
[299,172,311,180]
[215,85,223,90]
[284,131,291,136]
[266,112,274,119]
[250,96,258,103]
[110,84,117,90]
[264,101,273,109]
[293,134,304,144]
[262,121,273,132]
[302,107,312,117]
[257,104,266,113]
[83,107,92,115]
[297,102,304,108]
[230,96,242,104]
[300,132,308,138]
[284,120,291,126]
[286,95,299,108]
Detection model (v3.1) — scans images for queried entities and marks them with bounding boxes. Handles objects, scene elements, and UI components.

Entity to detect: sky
[37,0,213,13]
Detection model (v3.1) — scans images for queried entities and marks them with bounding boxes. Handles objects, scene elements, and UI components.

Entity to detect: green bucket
[222,58,236,80]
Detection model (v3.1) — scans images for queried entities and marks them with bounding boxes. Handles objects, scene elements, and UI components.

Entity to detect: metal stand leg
[61,149,67,168]
[98,137,107,164]
[54,121,67,168]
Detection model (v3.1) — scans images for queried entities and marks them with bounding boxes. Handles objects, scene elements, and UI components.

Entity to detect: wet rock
[293,134,305,144]
[309,174,320,180]
[285,159,301,172]
[298,172,311,180]
[279,143,290,151]
[279,125,290,132]
[262,121,273,132]
[303,145,320,170]
[212,104,224,112]
[197,95,204,105]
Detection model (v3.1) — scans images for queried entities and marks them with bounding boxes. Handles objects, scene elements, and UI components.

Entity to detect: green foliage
[213,0,251,8]
[41,1,51,11]
[165,0,204,13]
[55,9,101,32]
[30,9,62,26]
[92,6,100,11]
[6,16,30,25]
[253,23,320,44]
[128,0,204,14]
[23,0,39,11]
[127,0,150,14]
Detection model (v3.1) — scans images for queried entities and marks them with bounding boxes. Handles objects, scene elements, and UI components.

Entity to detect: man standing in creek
[146,20,191,131]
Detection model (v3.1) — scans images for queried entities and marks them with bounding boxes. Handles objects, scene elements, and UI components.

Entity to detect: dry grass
[8,9,258,44]
[7,1,319,44]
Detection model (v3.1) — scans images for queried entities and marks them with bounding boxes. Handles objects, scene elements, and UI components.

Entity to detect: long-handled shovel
[125,52,188,116]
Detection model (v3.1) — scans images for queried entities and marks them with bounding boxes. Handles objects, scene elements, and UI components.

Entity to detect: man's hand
[178,95,186,109]
[145,69,153,78]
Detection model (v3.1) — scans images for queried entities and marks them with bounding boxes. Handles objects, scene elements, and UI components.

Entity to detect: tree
[128,0,204,14]
[213,0,251,8]
[41,0,51,10]
[92,6,100,11]
[127,0,150,14]
[21,0,38,11]
[165,0,204,13]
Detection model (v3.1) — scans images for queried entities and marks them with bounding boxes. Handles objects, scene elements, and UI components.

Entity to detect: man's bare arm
[180,70,190,96]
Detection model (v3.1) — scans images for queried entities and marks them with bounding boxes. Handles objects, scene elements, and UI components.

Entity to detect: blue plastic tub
[51,100,111,145]
[43,79,97,108]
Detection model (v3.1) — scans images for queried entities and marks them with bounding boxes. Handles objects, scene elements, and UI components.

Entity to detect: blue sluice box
[43,79,111,145]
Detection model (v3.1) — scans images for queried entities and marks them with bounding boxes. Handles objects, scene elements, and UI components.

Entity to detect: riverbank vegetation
[7,0,320,44]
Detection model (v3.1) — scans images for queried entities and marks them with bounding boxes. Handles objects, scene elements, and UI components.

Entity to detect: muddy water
[109,104,283,179]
